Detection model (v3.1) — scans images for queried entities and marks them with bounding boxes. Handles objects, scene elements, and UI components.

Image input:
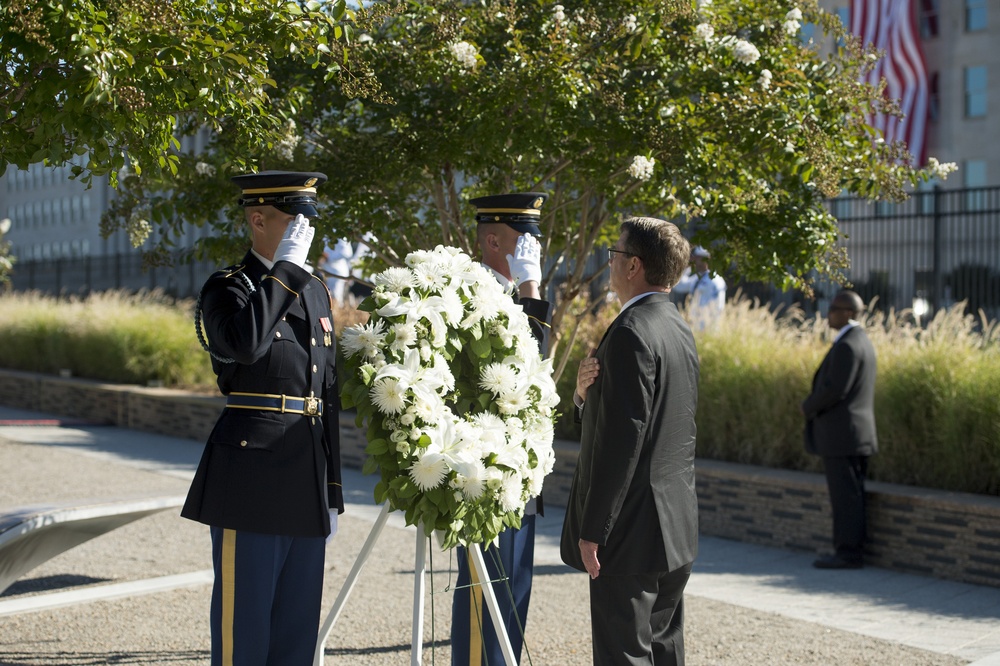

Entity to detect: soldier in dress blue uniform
[451,192,553,666]
[182,171,344,666]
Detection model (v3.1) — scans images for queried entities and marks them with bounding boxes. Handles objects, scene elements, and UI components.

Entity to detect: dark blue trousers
[210,527,326,666]
[451,515,535,666]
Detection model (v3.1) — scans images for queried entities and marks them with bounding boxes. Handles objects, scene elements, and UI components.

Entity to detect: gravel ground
[0,436,966,665]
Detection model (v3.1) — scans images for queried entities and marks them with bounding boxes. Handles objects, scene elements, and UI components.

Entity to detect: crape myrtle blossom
[733,39,761,65]
[784,8,802,35]
[339,245,559,548]
[628,155,656,181]
[449,40,479,70]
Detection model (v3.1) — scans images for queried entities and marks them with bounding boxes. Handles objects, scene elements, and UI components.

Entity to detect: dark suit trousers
[589,563,692,666]
[822,455,869,563]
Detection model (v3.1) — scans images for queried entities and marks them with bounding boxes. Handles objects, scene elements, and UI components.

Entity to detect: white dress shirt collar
[833,319,860,344]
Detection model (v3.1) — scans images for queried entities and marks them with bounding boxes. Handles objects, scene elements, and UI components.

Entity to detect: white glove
[506,233,542,287]
[273,214,315,268]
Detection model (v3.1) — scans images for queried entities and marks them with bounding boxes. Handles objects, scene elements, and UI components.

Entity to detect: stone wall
[2,369,998,588]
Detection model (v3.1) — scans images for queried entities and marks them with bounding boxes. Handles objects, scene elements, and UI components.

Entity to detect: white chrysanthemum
[375,267,415,292]
[694,23,714,41]
[449,41,479,70]
[627,155,656,181]
[341,320,387,359]
[409,452,448,491]
[480,362,519,397]
[623,14,637,33]
[471,412,508,451]
[412,261,450,291]
[454,459,487,499]
[758,69,772,90]
[371,377,407,414]
[733,39,761,65]
[439,288,465,325]
[390,322,418,353]
[498,472,524,513]
[497,390,531,416]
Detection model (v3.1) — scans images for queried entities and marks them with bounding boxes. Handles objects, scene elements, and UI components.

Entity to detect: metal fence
[7,186,1000,320]
[828,185,1000,322]
[7,253,218,300]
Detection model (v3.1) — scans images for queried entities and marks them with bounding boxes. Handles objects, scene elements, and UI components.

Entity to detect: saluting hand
[575,348,599,403]
[274,214,315,268]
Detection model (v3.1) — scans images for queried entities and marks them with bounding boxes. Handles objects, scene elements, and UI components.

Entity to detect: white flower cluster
[341,245,559,547]
[733,39,761,65]
[926,157,958,180]
[449,41,479,70]
[784,8,803,36]
[274,119,300,161]
[623,14,638,33]
[553,4,565,23]
[695,22,714,41]
[195,162,216,177]
[628,155,656,181]
[758,69,772,90]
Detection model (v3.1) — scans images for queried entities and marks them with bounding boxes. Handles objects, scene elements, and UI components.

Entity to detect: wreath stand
[313,502,518,666]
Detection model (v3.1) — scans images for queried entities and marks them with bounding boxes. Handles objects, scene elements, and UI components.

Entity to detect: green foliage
[132,0,952,389]
[0,0,365,248]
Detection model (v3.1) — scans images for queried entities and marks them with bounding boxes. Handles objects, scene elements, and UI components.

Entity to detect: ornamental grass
[1,289,997,495]
[556,294,1000,496]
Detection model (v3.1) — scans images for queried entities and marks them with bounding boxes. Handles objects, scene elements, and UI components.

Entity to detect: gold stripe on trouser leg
[468,549,483,666]
[222,529,237,666]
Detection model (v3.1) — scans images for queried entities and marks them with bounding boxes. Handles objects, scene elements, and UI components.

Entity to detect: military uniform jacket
[181,251,344,538]
[561,293,699,575]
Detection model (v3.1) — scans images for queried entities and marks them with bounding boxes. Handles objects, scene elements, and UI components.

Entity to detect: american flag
[850,0,929,167]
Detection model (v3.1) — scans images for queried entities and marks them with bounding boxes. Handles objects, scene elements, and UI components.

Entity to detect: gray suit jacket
[803,326,879,458]
[560,293,699,575]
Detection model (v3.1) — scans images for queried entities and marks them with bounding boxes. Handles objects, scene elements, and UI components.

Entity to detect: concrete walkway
[1,405,999,664]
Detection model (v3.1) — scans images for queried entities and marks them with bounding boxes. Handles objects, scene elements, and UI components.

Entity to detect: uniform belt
[226,392,323,416]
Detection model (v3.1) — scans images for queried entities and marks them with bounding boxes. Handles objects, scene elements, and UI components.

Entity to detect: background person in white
[319,238,353,304]
[673,246,726,328]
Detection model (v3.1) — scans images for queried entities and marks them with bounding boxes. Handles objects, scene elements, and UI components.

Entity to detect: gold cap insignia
[258,197,265,204]
[532,197,544,209]
[304,177,318,187]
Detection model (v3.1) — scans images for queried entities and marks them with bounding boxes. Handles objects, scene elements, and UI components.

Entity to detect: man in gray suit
[562,217,699,665]
[802,289,878,569]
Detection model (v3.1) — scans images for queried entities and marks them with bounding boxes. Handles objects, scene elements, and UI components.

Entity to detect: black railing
[7,186,1000,320]
[830,185,1000,321]
[8,253,218,300]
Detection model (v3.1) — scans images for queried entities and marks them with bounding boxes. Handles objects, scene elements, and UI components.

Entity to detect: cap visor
[507,221,542,236]
[275,203,319,218]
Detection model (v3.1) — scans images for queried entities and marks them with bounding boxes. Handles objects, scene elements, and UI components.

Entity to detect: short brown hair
[620,217,691,287]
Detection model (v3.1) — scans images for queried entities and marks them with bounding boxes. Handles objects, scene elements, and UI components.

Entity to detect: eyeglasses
[827,306,855,313]
[608,248,642,262]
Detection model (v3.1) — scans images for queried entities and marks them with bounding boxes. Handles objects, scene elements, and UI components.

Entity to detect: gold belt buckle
[303,396,321,416]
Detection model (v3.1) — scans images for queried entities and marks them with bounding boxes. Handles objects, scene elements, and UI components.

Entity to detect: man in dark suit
[182,171,344,665]
[561,216,699,665]
[802,289,878,569]
[451,192,552,666]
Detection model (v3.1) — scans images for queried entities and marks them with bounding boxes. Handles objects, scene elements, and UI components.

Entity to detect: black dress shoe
[813,554,863,569]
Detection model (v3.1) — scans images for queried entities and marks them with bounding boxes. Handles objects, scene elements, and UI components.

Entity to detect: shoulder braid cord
[194,269,257,364]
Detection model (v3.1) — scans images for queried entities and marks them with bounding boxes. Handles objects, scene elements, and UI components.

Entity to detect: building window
[928,72,939,123]
[966,0,987,32]
[920,0,940,37]
[964,66,987,118]
[963,159,987,211]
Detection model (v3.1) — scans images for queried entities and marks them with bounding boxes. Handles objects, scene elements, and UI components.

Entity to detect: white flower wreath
[340,245,560,549]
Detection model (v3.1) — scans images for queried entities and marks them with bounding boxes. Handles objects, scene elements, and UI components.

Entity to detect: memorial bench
[0,494,186,594]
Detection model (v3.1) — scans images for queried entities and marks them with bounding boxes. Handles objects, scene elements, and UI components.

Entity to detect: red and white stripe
[850,0,929,167]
